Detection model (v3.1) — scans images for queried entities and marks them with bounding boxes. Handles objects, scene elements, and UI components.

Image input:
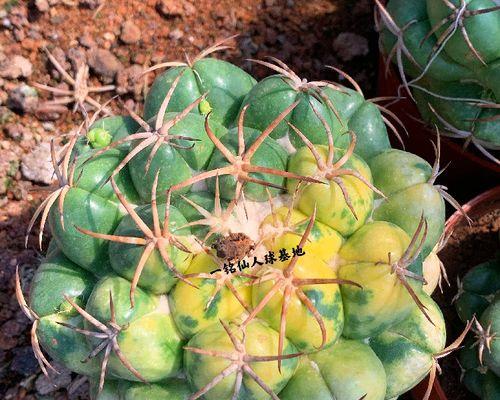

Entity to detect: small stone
[0,320,22,350]
[88,48,123,83]
[7,84,38,114]
[35,104,65,121]
[35,366,72,395]
[42,121,55,131]
[120,20,141,44]
[35,0,50,12]
[79,32,96,48]
[0,89,7,106]
[116,64,143,98]
[0,147,18,196]
[79,0,102,9]
[333,32,369,61]
[168,28,184,41]
[156,0,183,18]
[13,28,25,42]
[67,47,86,71]
[10,347,39,376]
[4,123,30,141]
[184,2,196,15]
[103,31,115,42]
[0,106,14,124]
[48,46,70,79]
[10,346,40,376]
[21,142,55,185]
[0,55,33,79]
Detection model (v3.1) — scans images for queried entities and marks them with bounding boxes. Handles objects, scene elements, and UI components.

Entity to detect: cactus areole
[20,38,470,400]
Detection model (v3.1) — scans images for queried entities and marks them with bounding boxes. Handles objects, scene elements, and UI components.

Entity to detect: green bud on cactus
[87,127,113,149]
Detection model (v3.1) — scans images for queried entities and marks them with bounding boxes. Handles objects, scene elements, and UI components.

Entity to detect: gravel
[87,48,124,83]
[0,55,33,79]
[7,84,39,114]
[21,142,55,185]
[333,32,370,61]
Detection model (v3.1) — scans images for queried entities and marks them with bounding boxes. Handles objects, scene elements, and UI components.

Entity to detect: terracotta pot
[377,57,500,204]
[409,185,500,400]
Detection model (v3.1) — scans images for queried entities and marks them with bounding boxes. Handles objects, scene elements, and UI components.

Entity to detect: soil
[434,204,500,400]
[0,0,379,398]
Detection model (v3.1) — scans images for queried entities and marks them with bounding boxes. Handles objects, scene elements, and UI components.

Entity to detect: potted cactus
[375,0,500,200]
[18,39,472,399]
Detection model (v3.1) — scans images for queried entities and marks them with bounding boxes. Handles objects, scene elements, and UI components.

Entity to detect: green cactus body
[127,113,227,202]
[369,149,445,259]
[240,76,390,160]
[144,59,256,127]
[169,252,252,339]
[287,145,374,236]
[481,294,500,376]
[108,203,192,294]
[184,320,298,400]
[23,49,456,400]
[455,258,500,322]
[91,378,191,400]
[49,116,140,274]
[206,127,288,201]
[338,221,423,339]
[84,276,183,382]
[279,339,387,400]
[370,293,447,399]
[381,0,500,153]
[29,250,100,376]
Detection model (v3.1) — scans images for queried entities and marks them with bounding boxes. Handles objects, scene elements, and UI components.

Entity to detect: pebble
[48,47,70,79]
[13,29,25,42]
[0,106,14,124]
[4,123,30,142]
[35,0,50,12]
[7,84,38,114]
[21,142,55,185]
[35,367,72,395]
[333,32,369,61]
[79,0,102,9]
[156,0,184,18]
[79,32,96,48]
[41,122,55,131]
[168,28,184,41]
[87,48,123,83]
[116,64,143,98]
[67,47,86,71]
[0,55,33,79]
[10,347,39,376]
[120,20,141,44]
[102,32,115,42]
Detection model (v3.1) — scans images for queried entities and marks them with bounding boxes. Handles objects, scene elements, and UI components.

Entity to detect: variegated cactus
[18,38,470,400]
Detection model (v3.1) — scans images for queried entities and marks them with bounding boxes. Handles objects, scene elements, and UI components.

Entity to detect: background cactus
[18,39,470,400]
[377,0,500,163]
[454,255,500,399]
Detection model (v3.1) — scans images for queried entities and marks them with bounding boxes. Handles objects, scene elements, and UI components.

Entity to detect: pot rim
[445,185,500,233]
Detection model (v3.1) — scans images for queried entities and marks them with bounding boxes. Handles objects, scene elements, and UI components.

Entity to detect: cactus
[19,40,469,400]
[454,256,500,399]
[377,0,500,163]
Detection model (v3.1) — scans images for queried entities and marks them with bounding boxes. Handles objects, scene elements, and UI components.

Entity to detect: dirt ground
[0,0,378,398]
